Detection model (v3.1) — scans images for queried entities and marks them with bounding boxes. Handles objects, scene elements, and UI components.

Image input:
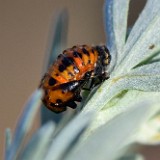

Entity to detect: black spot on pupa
[62,57,72,67]
[73,51,82,59]
[82,48,89,56]
[48,77,57,86]
[68,57,74,63]
[59,65,66,72]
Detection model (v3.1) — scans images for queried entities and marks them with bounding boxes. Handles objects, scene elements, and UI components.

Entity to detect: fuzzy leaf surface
[19,122,55,160]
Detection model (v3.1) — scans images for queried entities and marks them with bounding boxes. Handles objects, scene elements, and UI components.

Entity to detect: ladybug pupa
[39,45,111,113]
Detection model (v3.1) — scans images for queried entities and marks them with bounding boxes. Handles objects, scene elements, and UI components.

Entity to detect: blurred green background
[1,0,159,159]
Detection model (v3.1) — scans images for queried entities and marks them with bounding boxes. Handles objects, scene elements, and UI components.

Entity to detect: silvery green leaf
[80,79,127,114]
[116,0,160,69]
[115,61,160,91]
[82,0,160,116]
[115,10,160,73]
[115,74,160,92]
[45,112,93,160]
[54,110,77,134]
[5,128,12,159]
[82,91,160,141]
[41,9,68,125]
[103,91,160,122]
[104,0,130,71]
[41,104,64,125]
[130,62,160,75]
[19,122,55,160]
[65,101,151,160]
[83,1,160,112]
[6,89,43,160]
[133,46,160,68]
[82,60,160,114]
[136,113,160,145]
[81,79,120,113]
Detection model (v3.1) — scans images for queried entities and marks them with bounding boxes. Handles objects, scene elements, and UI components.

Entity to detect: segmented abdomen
[41,45,98,88]
[39,44,111,113]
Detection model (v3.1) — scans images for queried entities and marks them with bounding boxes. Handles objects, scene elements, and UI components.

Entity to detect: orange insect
[39,45,111,113]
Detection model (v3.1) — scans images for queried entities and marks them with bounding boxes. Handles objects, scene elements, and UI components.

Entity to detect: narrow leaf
[104,0,130,71]
[131,62,160,75]
[121,74,160,92]
[133,46,160,68]
[5,128,12,159]
[19,122,55,160]
[45,113,93,160]
[6,89,43,160]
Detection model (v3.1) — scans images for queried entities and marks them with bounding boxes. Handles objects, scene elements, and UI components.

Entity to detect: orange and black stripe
[40,45,111,113]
